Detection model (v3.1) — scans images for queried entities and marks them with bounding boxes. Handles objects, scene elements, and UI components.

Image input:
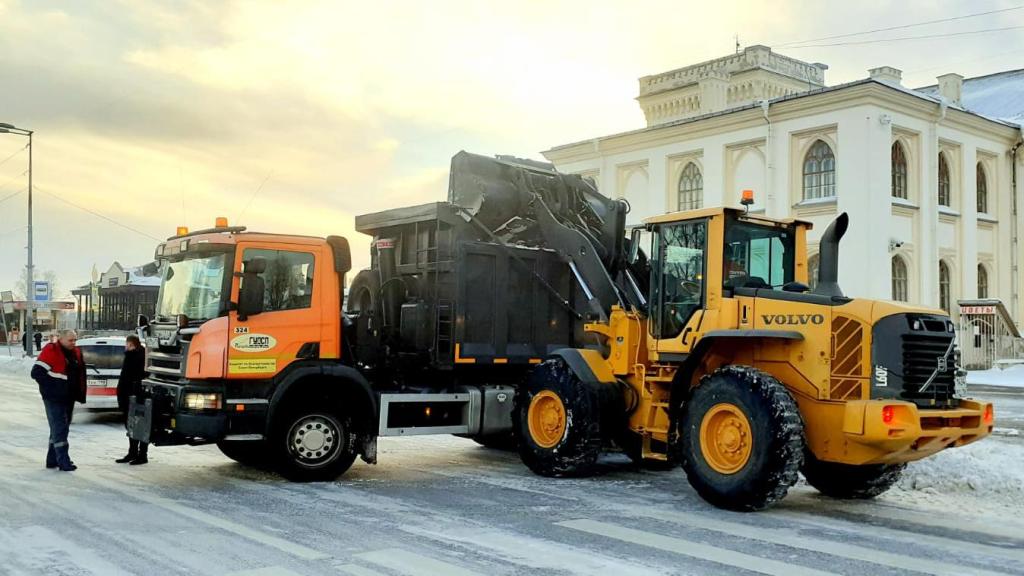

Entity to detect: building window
[802,140,836,200]
[978,264,989,299]
[939,260,952,313]
[938,153,951,207]
[678,162,703,210]
[891,142,908,199]
[976,163,988,213]
[891,256,908,302]
[807,253,820,290]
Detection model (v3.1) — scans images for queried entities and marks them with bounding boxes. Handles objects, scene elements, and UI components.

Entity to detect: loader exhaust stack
[813,212,848,298]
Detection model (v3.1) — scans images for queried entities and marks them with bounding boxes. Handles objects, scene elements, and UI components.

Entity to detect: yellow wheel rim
[699,403,753,474]
[528,391,566,448]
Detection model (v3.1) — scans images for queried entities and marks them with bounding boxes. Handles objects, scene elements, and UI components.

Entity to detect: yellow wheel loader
[515,204,994,511]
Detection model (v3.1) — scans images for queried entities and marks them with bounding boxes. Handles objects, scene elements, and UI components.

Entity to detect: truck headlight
[183,392,222,411]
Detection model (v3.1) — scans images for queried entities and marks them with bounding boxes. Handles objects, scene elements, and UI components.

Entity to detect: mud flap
[127,396,153,444]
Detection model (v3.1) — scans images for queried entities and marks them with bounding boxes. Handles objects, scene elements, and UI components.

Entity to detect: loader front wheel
[678,366,804,511]
[515,358,604,477]
[802,453,905,499]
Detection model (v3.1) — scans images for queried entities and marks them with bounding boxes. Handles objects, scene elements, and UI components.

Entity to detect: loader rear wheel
[217,440,270,469]
[271,406,357,482]
[678,366,804,512]
[514,358,604,477]
[802,453,905,499]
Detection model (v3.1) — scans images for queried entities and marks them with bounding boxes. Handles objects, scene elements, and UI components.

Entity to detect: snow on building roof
[126,266,161,287]
[916,68,1024,126]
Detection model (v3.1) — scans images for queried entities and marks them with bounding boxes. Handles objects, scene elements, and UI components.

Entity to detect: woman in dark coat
[116,334,148,465]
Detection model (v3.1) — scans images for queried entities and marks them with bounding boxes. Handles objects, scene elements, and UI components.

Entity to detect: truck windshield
[155,253,229,321]
[723,218,795,290]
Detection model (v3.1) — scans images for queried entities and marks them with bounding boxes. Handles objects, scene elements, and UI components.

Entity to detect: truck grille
[146,348,186,383]
[901,333,957,404]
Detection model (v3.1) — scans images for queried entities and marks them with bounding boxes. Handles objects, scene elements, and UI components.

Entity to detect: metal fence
[957,299,1024,370]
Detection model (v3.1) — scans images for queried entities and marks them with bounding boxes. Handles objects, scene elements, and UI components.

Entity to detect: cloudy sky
[1,0,1022,297]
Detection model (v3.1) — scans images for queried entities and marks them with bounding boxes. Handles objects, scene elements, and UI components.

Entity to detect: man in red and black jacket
[31,330,87,471]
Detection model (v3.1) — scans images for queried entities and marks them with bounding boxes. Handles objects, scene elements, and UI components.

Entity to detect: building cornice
[544,81,1021,165]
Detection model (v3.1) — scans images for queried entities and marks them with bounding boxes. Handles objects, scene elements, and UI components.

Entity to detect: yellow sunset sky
[1,0,1022,296]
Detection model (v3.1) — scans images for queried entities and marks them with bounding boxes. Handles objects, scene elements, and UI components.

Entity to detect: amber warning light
[176,226,189,236]
[215,217,229,228]
[741,189,754,206]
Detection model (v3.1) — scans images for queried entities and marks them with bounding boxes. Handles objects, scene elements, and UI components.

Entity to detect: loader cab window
[651,220,707,339]
[241,249,315,312]
[723,218,795,291]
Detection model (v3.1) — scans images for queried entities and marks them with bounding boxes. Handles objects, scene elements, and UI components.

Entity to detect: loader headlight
[183,392,222,411]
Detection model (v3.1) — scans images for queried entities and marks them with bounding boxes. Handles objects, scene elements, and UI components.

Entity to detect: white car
[79,336,127,410]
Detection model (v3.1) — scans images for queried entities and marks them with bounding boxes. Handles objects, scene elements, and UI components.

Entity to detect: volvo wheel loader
[130,151,992,512]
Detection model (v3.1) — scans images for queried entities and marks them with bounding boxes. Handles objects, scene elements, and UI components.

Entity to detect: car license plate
[88,379,108,387]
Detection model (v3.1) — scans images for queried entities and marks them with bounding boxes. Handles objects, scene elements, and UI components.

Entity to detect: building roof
[546,75,1021,157]
[915,68,1024,125]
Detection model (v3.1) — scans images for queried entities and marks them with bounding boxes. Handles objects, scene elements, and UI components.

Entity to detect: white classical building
[543,45,1024,326]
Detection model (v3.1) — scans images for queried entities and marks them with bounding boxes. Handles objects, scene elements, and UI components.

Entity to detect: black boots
[115,453,136,464]
[116,440,149,465]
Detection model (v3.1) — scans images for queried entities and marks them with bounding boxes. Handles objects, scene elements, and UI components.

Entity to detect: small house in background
[72,261,160,333]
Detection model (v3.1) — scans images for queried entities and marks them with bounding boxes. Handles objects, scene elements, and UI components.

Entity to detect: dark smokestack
[813,212,848,298]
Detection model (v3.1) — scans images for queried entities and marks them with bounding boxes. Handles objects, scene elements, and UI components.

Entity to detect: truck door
[227,244,321,379]
[650,219,708,354]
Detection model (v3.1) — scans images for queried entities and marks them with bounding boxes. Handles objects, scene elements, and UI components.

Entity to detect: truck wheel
[272,408,358,482]
[514,358,604,477]
[802,453,906,499]
[217,440,270,469]
[678,366,804,511]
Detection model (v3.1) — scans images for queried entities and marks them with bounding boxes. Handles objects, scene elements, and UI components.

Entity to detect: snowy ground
[2,368,1023,575]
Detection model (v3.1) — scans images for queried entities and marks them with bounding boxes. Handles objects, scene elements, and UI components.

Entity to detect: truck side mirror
[627,228,642,265]
[327,236,352,274]
[238,258,266,321]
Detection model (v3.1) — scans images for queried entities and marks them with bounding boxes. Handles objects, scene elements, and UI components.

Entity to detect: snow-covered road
[1,369,1023,576]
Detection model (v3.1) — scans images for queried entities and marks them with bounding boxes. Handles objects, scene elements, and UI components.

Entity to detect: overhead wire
[785,24,1024,49]
[775,4,1024,47]
[34,184,162,242]
[0,143,28,170]
[0,188,25,206]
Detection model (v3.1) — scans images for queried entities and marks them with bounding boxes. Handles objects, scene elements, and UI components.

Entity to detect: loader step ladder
[640,364,677,461]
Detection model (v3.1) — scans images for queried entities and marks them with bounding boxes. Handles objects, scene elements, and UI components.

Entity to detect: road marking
[226,568,305,576]
[0,442,330,561]
[557,519,836,576]
[337,564,389,576]
[771,510,1024,564]
[356,548,481,576]
[634,507,1016,576]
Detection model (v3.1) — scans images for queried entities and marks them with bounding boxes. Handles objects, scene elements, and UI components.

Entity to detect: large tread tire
[514,358,608,477]
[802,453,906,499]
[217,440,270,469]
[678,365,804,512]
[271,406,358,482]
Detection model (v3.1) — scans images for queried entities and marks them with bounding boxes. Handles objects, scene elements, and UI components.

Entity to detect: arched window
[892,256,908,302]
[938,153,951,207]
[939,260,952,312]
[978,264,989,299]
[977,163,988,213]
[891,142,908,199]
[803,140,835,200]
[807,253,820,291]
[678,162,703,211]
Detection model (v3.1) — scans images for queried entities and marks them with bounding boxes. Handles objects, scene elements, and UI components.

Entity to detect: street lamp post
[0,123,34,356]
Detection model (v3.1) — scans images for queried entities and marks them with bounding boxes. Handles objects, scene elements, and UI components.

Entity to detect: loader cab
[642,208,810,354]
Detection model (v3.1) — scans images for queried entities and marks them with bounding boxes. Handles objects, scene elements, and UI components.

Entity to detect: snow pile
[0,354,34,377]
[892,438,1024,513]
[968,364,1024,389]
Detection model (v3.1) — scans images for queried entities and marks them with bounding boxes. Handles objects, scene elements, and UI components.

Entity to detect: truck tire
[802,453,906,499]
[271,406,358,482]
[678,365,804,512]
[217,440,270,469]
[345,269,380,315]
[514,358,605,477]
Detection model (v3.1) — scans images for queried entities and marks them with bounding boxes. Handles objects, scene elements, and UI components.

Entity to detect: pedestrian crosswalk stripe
[633,507,1015,576]
[225,567,305,576]
[557,519,836,576]
[356,548,481,576]
[770,510,1024,565]
[337,564,388,576]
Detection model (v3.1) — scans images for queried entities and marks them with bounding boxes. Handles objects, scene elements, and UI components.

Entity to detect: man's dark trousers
[43,399,74,468]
